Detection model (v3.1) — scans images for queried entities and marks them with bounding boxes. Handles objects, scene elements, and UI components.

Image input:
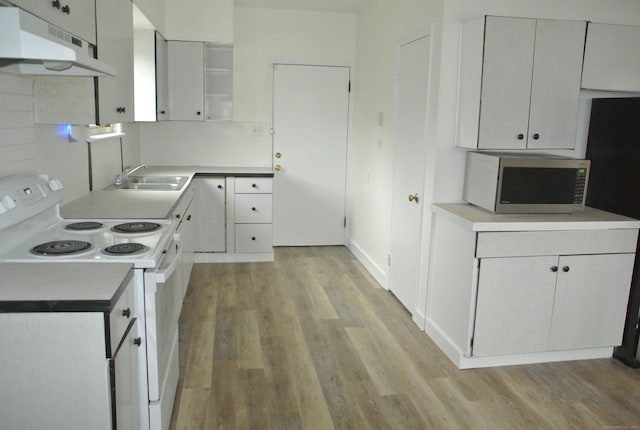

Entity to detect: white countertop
[433,203,640,231]
[61,165,273,219]
[0,263,132,311]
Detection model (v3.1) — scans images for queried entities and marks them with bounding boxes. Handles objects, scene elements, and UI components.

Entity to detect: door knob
[275,152,282,159]
[408,193,420,203]
[274,164,282,171]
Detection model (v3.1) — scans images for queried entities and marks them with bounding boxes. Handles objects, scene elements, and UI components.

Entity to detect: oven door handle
[155,235,181,284]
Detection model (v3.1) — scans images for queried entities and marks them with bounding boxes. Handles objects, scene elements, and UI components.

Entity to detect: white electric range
[0,173,184,430]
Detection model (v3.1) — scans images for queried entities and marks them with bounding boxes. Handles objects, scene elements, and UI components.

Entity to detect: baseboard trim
[345,238,387,289]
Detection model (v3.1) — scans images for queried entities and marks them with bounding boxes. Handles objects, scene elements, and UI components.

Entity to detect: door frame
[268,60,355,243]
[386,26,435,323]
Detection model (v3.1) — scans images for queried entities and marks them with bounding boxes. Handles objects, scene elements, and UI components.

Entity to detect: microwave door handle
[156,237,181,283]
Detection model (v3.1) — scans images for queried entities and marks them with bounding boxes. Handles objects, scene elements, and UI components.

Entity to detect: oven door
[144,232,183,405]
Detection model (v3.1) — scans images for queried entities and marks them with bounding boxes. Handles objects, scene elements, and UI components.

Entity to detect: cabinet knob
[274,165,282,172]
[252,183,257,188]
[550,266,558,272]
[122,307,131,318]
[532,133,540,140]
[196,111,201,116]
[408,193,420,203]
[217,185,223,190]
[562,266,570,272]
[134,337,142,346]
[52,0,61,9]
[517,133,524,140]
[61,4,70,14]
[251,207,257,211]
[186,214,192,221]
[251,236,256,241]
[160,110,166,115]
[275,152,282,159]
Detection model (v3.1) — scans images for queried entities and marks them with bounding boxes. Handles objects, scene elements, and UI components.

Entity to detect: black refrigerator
[585,97,640,367]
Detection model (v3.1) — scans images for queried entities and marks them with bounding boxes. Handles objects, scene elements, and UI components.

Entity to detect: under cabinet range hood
[0,7,116,76]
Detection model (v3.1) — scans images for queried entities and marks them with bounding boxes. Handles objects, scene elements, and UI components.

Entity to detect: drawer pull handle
[122,308,131,318]
[134,337,142,347]
[252,183,257,188]
[251,237,256,241]
[562,266,570,273]
[550,266,558,273]
[217,185,223,190]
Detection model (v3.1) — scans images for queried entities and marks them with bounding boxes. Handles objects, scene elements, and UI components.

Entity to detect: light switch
[48,179,64,191]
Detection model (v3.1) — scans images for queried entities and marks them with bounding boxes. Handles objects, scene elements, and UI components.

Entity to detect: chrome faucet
[115,164,146,186]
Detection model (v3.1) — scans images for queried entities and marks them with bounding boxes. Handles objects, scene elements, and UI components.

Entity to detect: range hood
[0,7,116,76]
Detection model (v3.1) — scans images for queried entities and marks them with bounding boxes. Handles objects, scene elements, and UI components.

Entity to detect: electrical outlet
[251,124,264,136]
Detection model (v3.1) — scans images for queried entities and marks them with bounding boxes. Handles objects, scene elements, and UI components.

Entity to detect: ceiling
[234,0,370,14]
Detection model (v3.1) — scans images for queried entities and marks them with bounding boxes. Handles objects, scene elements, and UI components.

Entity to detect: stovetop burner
[65,221,104,231]
[112,222,162,234]
[103,243,149,255]
[30,240,93,256]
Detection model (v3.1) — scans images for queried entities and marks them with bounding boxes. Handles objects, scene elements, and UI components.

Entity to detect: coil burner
[30,240,92,256]
[112,222,162,234]
[103,243,149,255]
[64,221,104,231]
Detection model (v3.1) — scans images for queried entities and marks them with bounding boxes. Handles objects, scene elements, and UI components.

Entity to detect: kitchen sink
[106,176,189,191]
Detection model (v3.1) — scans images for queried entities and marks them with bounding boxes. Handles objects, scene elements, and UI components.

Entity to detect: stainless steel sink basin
[106,176,189,191]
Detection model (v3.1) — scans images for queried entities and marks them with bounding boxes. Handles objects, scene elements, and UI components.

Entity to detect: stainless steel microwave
[463,152,590,214]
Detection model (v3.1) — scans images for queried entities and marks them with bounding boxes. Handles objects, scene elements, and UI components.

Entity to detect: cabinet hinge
[470,336,474,350]
[348,80,351,93]
[343,216,347,228]
[388,254,391,266]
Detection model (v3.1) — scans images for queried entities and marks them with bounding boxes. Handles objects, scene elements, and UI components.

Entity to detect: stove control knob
[48,179,64,191]
[1,195,16,211]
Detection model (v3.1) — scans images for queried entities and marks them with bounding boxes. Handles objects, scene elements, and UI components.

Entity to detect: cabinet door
[193,177,226,252]
[12,0,96,43]
[179,198,195,295]
[473,256,558,357]
[115,320,142,430]
[527,20,585,150]
[155,32,169,121]
[477,17,535,150]
[96,0,134,124]
[549,253,636,350]
[168,41,204,121]
[582,23,640,92]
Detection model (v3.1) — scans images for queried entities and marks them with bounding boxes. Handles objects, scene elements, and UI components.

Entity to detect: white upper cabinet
[167,41,204,121]
[95,0,135,124]
[155,32,169,121]
[165,0,233,43]
[582,23,640,92]
[12,0,96,43]
[456,16,586,150]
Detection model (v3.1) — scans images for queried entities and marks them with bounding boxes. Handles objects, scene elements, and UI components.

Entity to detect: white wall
[346,0,444,283]
[139,6,357,168]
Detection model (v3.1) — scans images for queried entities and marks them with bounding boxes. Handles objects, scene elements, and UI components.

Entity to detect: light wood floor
[170,246,640,430]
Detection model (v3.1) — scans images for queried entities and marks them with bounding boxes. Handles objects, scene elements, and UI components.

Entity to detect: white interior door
[387,35,431,312]
[272,64,350,246]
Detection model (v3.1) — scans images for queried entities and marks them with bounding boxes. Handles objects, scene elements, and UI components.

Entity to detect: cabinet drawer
[109,281,135,356]
[235,194,272,223]
[476,229,639,258]
[234,177,272,194]
[235,224,273,253]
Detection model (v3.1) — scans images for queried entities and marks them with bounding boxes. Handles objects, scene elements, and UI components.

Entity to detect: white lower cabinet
[193,177,227,253]
[232,177,273,255]
[425,204,640,369]
[0,275,141,429]
[473,253,635,357]
[193,176,273,262]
